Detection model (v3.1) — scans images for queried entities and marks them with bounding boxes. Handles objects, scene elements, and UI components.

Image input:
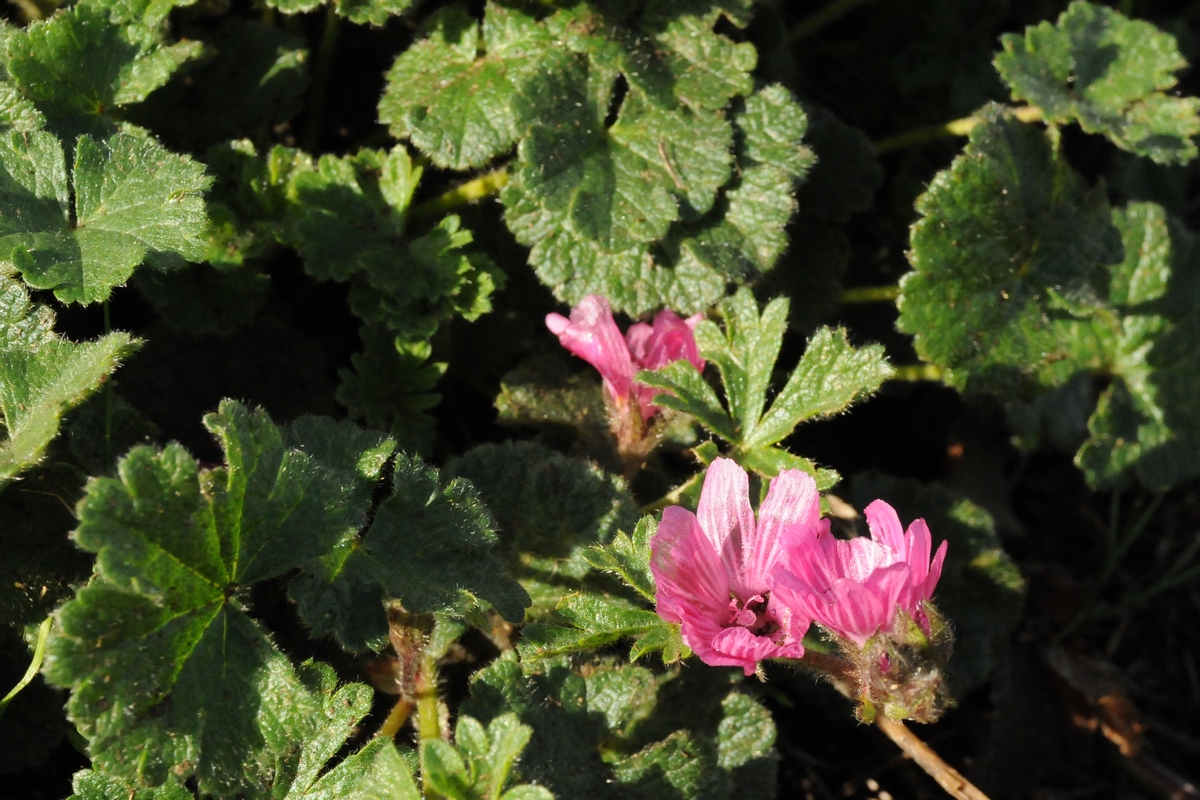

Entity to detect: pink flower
[650,458,815,676]
[545,295,704,421]
[773,500,947,648]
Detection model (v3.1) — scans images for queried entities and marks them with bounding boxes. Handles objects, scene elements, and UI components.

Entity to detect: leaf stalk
[411,168,509,223]
[0,617,53,719]
[788,0,874,42]
[874,106,1043,154]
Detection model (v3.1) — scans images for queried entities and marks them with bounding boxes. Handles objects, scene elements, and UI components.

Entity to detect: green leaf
[849,473,1026,695]
[334,0,414,27]
[423,713,547,800]
[493,355,611,456]
[285,146,419,283]
[735,447,839,492]
[637,360,736,442]
[264,0,323,14]
[647,287,880,485]
[1073,203,1200,489]
[518,593,686,665]
[995,1,1200,164]
[349,215,504,341]
[0,274,139,487]
[284,146,500,341]
[42,401,382,793]
[462,653,776,799]
[336,325,444,457]
[6,2,201,141]
[67,663,420,799]
[897,105,1122,394]
[500,52,785,316]
[291,452,530,653]
[379,3,555,169]
[0,130,211,305]
[582,516,657,603]
[643,1,756,113]
[447,441,639,609]
[69,770,192,800]
[745,326,892,449]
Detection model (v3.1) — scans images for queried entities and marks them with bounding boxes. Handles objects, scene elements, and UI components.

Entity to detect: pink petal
[630,309,705,372]
[821,579,888,648]
[710,627,784,675]
[624,322,655,366]
[747,469,821,588]
[778,524,838,593]
[865,499,908,559]
[863,562,912,631]
[904,517,933,587]
[696,459,757,594]
[768,571,825,629]
[651,506,730,625]
[923,540,948,600]
[839,536,897,583]
[545,296,635,399]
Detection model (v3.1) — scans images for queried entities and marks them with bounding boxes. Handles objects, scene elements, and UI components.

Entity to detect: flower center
[727,593,780,637]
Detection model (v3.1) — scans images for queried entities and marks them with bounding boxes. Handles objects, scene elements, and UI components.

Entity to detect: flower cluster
[651,458,953,721]
[545,295,703,471]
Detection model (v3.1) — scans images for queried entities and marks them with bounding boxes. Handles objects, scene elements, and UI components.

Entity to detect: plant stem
[874,105,1043,154]
[410,168,509,223]
[889,364,944,383]
[788,0,873,42]
[376,697,415,739]
[103,300,113,468]
[840,285,900,304]
[415,650,442,742]
[641,469,704,514]
[0,617,53,719]
[303,7,341,152]
[875,716,993,800]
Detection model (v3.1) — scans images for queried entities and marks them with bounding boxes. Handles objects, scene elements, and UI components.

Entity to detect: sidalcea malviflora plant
[651,458,954,721]
[546,295,704,474]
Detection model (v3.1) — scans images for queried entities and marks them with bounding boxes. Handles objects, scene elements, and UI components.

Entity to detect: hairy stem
[890,364,944,382]
[874,105,1043,154]
[411,168,509,223]
[376,697,414,740]
[416,650,443,798]
[841,285,900,304]
[789,0,874,42]
[303,8,341,152]
[0,617,53,719]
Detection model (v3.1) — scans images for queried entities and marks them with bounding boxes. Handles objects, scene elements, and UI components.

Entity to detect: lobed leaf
[462,654,776,799]
[42,401,385,793]
[291,452,530,652]
[518,593,686,666]
[6,2,201,141]
[583,516,657,603]
[995,1,1200,164]
[0,274,138,487]
[379,4,555,170]
[897,105,1122,394]
[0,129,211,305]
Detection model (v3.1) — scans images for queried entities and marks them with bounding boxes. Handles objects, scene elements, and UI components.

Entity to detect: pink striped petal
[545,295,635,399]
[696,458,757,589]
[865,499,908,559]
[711,626,782,675]
[748,469,820,588]
[905,518,933,586]
[651,507,731,624]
